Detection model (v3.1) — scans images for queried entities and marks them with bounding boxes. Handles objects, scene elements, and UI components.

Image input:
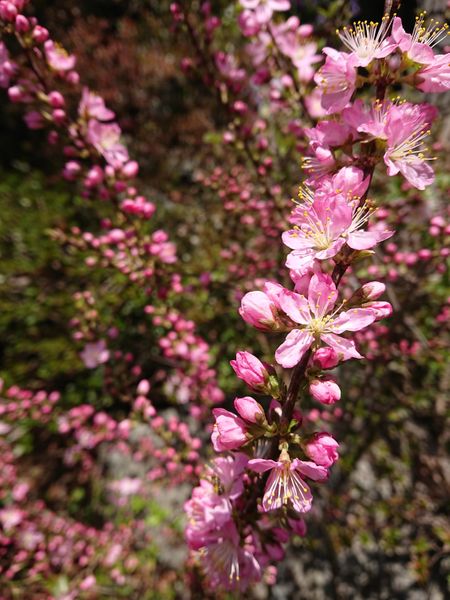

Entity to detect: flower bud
[234,396,265,425]
[305,432,339,467]
[211,408,247,451]
[239,291,283,331]
[230,351,269,392]
[312,347,339,370]
[360,281,386,301]
[309,377,341,405]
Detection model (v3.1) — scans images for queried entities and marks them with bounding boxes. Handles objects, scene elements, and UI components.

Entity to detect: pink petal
[293,459,329,481]
[282,230,316,250]
[286,251,316,271]
[347,229,394,250]
[248,459,279,473]
[308,273,337,318]
[279,290,311,325]
[321,332,362,360]
[275,329,314,368]
[315,238,346,259]
[331,308,376,333]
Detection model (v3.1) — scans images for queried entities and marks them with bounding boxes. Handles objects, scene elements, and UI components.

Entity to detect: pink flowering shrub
[0,0,448,597]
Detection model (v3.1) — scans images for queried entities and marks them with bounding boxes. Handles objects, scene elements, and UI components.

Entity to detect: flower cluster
[184,6,448,592]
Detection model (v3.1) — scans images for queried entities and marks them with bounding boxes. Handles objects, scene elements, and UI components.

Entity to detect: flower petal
[275,330,314,368]
[331,308,376,333]
[321,332,362,360]
[279,290,311,325]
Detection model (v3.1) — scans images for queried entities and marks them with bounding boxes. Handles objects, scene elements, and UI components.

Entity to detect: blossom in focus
[337,15,397,67]
[314,48,357,114]
[275,272,380,368]
[248,449,328,513]
[80,340,110,369]
[391,14,448,64]
[383,102,437,190]
[282,190,394,272]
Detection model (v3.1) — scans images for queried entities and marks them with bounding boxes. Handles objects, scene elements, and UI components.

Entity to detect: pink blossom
[309,377,341,405]
[391,15,447,64]
[312,347,339,369]
[248,450,328,513]
[416,54,450,93]
[80,340,110,369]
[315,48,357,114]
[44,40,76,72]
[383,103,437,190]
[86,120,129,168]
[305,432,340,467]
[282,190,393,272]
[275,273,380,368]
[337,16,397,67]
[79,87,115,121]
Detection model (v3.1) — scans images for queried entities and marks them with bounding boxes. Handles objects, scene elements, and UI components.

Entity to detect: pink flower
[315,48,357,114]
[248,450,328,513]
[87,120,129,168]
[282,190,394,272]
[80,340,110,369]
[309,377,341,405]
[337,16,397,67]
[383,103,437,190]
[391,15,447,64]
[79,88,115,121]
[230,351,270,392]
[212,408,247,451]
[207,454,249,500]
[305,432,339,467]
[416,54,450,93]
[44,40,76,72]
[275,272,380,368]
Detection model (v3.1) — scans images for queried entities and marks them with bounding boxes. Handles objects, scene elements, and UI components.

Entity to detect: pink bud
[305,432,339,467]
[309,377,341,405]
[239,291,281,331]
[15,14,29,32]
[211,408,247,451]
[230,351,269,391]
[48,91,65,108]
[136,379,150,395]
[361,281,386,301]
[312,347,339,369]
[32,25,49,43]
[121,160,139,178]
[234,396,265,424]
